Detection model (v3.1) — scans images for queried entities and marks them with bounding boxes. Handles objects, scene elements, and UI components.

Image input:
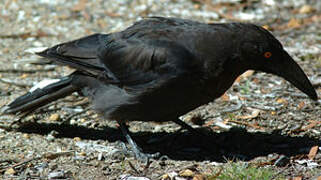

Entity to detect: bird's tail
[2,75,78,114]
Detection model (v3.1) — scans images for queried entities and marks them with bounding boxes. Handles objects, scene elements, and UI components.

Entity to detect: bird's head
[239,24,317,100]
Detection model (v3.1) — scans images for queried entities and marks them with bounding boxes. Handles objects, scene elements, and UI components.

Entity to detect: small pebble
[46,134,55,141]
[48,114,60,121]
[98,152,104,161]
[48,171,65,179]
[119,175,150,180]
[70,119,77,125]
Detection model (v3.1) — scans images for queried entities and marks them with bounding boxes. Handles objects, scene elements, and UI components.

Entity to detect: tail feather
[35,33,108,76]
[2,76,78,114]
[2,34,110,115]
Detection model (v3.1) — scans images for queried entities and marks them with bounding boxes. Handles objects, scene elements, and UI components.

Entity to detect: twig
[0,157,41,173]
[221,101,243,113]
[142,159,153,176]
[248,103,283,111]
[0,30,53,39]
[0,159,19,164]
[0,151,74,173]
[65,98,89,107]
[62,106,90,124]
[270,165,289,180]
[227,119,265,130]
[0,68,55,73]
[0,124,15,131]
[43,151,74,160]
[127,161,140,175]
[0,78,31,88]
[208,167,223,179]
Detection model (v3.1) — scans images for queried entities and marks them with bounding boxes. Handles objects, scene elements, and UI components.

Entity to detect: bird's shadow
[12,122,321,162]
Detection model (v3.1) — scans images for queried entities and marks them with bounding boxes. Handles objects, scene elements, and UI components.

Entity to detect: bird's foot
[120,141,161,162]
[132,150,161,163]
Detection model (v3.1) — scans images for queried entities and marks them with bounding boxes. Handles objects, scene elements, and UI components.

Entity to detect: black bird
[3,17,318,160]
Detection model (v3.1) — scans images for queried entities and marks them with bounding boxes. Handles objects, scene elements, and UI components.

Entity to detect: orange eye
[264,51,272,58]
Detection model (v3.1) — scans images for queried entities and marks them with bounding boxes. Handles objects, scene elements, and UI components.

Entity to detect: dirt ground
[0,0,320,179]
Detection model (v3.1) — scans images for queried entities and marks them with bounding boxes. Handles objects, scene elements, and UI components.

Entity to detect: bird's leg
[171,118,203,136]
[117,120,160,162]
[172,118,222,156]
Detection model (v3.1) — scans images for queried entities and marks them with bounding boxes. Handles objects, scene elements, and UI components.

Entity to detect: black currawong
[3,17,318,161]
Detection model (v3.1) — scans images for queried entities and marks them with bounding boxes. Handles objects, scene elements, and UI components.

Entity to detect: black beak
[271,51,318,100]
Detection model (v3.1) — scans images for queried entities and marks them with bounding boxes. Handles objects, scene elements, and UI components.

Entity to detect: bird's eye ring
[264,51,272,58]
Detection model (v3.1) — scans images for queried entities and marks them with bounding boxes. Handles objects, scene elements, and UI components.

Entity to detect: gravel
[0,0,320,179]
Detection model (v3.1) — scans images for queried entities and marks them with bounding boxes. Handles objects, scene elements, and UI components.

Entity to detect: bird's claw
[133,150,161,163]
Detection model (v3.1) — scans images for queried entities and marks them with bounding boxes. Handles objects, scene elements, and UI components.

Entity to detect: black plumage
[3,17,318,160]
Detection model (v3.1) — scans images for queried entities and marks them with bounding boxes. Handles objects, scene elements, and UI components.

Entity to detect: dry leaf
[298,101,305,109]
[241,70,255,79]
[0,30,51,39]
[236,70,255,83]
[105,11,122,17]
[48,113,60,121]
[73,137,81,142]
[82,11,90,21]
[311,14,321,23]
[98,19,108,28]
[228,119,264,130]
[262,25,270,30]
[287,18,301,28]
[299,5,314,14]
[276,98,288,104]
[161,173,170,180]
[44,151,73,160]
[237,109,260,120]
[252,77,260,84]
[292,177,302,180]
[308,146,318,160]
[179,169,194,177]
[72,0,87,12]
[194,4,201,9]
[20,73,29,79]
[4,168,15,175]
[302,120,321,130]
[193,174,206,180]
[220,92,230,101]
[23,134,30,139]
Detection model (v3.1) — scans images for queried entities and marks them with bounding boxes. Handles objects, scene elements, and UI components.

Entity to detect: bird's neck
[203,56,248,99]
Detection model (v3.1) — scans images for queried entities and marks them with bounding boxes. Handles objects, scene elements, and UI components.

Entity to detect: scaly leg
[171,118,203,136]
[117,120,160,162]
